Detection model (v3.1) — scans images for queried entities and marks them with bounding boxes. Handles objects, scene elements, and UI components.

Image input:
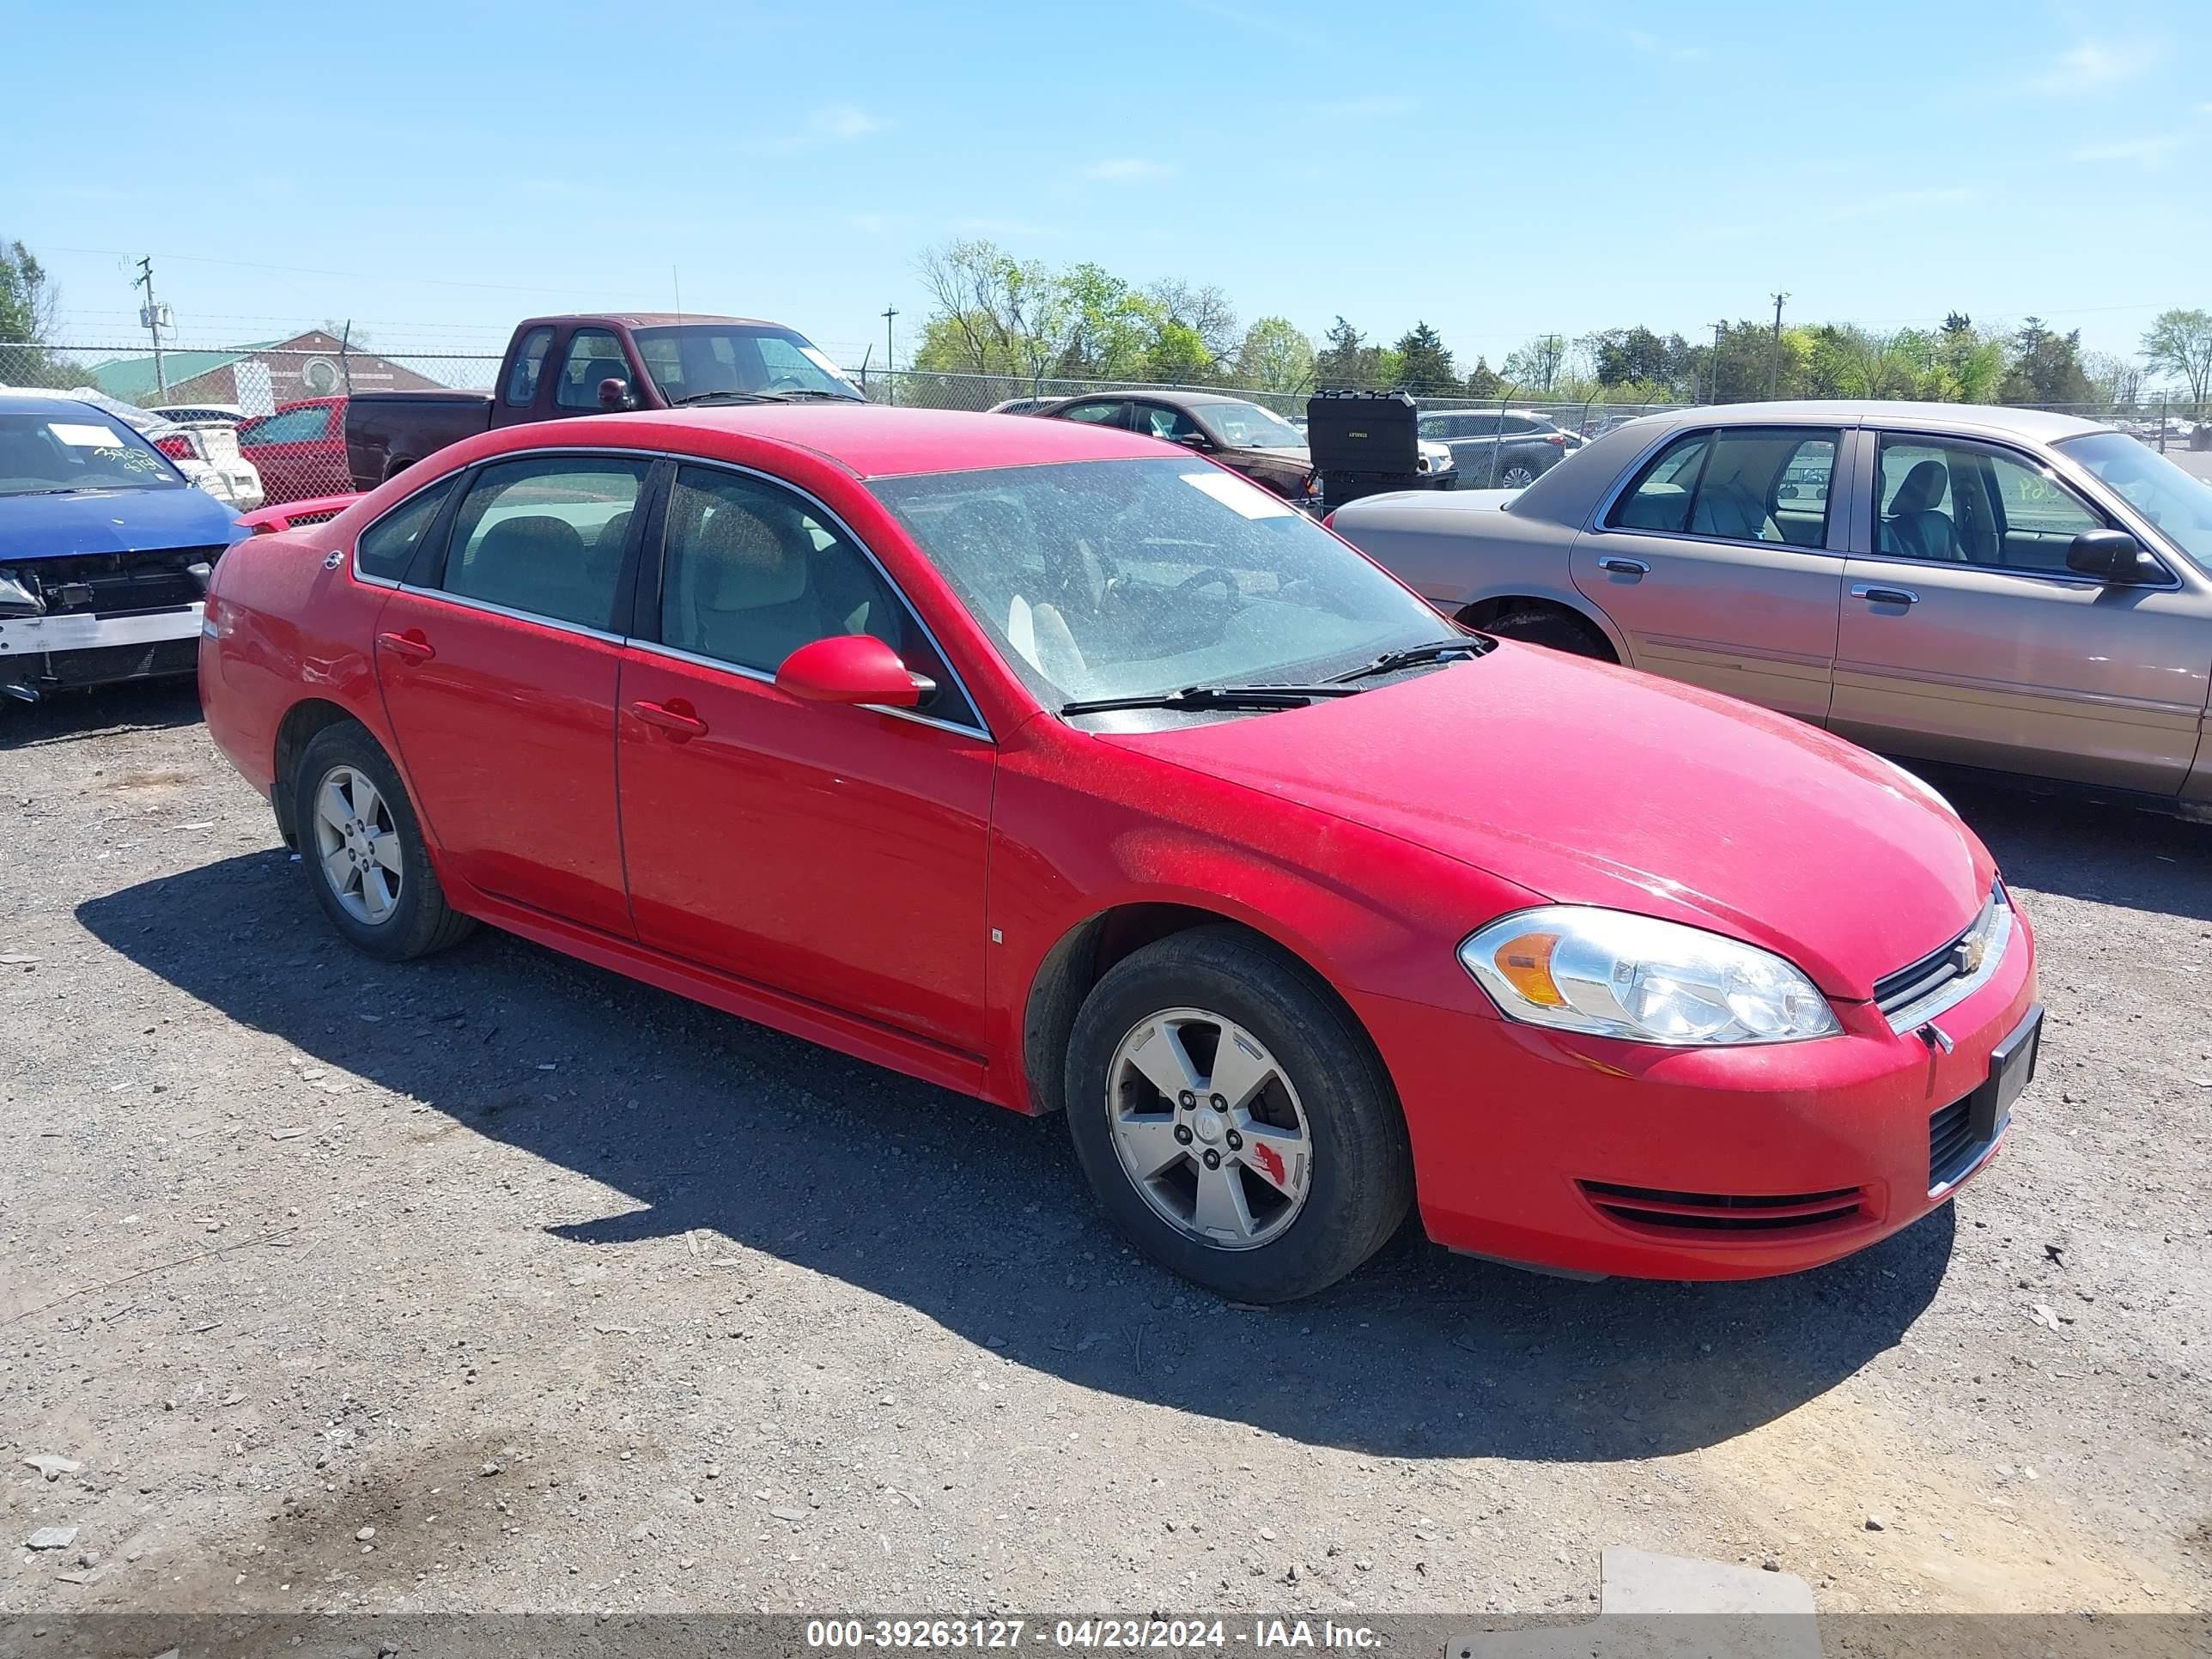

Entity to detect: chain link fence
[7,338,2205,508]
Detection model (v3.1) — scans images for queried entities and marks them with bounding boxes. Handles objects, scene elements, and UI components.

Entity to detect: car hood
[1097,644,1992,999]
[1218,443,1311,472]
[0,484,242,560]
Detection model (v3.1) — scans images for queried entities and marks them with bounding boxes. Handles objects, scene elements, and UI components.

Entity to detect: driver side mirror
[596,376,635,412]
[775,634,931,709]
[1173,431,1212,450]
[2065,529,2160,584]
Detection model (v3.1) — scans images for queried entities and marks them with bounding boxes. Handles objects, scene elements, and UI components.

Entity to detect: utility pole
[1769,292,1789,400]
[1711,320,1727,405]
[880,305,899,406]
[135,257,168,396]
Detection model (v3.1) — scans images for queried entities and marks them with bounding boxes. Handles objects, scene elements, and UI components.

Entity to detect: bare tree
[1146,278,1239,373]
[912,240,1065,382]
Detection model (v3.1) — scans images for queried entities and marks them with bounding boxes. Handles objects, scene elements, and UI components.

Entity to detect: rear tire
[1499,459,1540,489]
[1480,606,1613,659]
[292,721,474,962]
[1064,927,1413,1303]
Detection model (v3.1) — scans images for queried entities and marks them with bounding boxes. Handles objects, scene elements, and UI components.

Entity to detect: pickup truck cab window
[555,330,633,411]
[439,454,647,629]
[505,327,554,408]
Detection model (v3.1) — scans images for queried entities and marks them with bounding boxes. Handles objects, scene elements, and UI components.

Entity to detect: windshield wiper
[668,391,778,407]
[1060,683,1367,717]
[1327,636,1492,683]
[762,387,862,402]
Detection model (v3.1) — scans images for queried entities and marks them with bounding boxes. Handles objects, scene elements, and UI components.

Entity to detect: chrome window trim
[392,581,629,646]
[657,454,994,741]
[1881,896,2014,1034]
[1864,430,2184,592]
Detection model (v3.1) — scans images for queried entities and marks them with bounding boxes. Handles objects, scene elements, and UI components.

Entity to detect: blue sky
[5,0,2209,373]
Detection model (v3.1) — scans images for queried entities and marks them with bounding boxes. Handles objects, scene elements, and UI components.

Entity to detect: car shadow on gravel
[0,678,204,750]
[1918,764,2212,925]
[81,851,1954,1464]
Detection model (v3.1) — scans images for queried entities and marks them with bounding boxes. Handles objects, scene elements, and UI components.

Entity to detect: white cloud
[742,103,887,155]
[1082,158,1177,184]
[2025,40,2156,94]
[2071,134,2187,167]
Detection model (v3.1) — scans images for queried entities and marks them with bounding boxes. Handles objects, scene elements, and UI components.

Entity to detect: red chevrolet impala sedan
[199,405,2040,1301]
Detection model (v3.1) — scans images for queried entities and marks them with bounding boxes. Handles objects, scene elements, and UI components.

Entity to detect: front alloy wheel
[1107,1008,1313,1249]
[313,763,404,925]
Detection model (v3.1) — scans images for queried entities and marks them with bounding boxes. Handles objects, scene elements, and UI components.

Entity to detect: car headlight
[1460,906,1841,1045]
[0,570,45,619]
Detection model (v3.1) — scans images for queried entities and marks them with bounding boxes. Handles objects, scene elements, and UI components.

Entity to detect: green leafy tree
[1142,321,1214,385]
[1501,334,1567,395]
[1314,317,1386,386]
[1050,263,1161,380]
[1462,357,1505,399]
[0,238,92,389]
[2140,308,2212,409]
[1233,317,1316,392]
[910,240,1066,383]
[1391,321,1457,393]
[2000,318,2095,405]
[1146,279,1238,377]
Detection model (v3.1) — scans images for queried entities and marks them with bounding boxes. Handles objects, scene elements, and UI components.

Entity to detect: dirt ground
[3,682,2207,1620]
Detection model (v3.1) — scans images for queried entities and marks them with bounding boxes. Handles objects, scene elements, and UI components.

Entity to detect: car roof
[514,312,787,331]
[1045,388,1254,412]
[0,391,121,421]
[535,404,1176,479]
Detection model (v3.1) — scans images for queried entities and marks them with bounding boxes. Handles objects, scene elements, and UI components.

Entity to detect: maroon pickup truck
[343,313,866,489]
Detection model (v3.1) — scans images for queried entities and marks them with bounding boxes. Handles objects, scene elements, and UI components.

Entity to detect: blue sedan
[1,392,246,703]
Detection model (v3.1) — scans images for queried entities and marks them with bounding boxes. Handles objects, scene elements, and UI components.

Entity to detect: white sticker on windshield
[50,422,126,447]
[1180,470,1293,519]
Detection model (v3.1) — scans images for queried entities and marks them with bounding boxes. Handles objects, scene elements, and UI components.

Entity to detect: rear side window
[555,330,633,410]
[441,455,648,629]
[1054,400,1128,427]
[505,327,554,407]
[356,477,458,581]
[1608,428,1839,547]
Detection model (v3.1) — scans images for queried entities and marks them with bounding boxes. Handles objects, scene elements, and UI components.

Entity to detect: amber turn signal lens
[1492,932,1565,1007]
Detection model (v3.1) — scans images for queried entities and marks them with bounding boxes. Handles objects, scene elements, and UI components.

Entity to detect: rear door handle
[629,698,708,739]
[1852,583,1920,607]
[1597,556,1650,576]
[376,629,434,662]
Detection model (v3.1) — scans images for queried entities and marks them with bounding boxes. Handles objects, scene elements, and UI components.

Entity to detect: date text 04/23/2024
[804,1620,1382,1650]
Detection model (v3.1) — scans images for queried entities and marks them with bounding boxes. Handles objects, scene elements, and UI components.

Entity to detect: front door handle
[1852,583,1920,607]
[1597,556,1650,577]
[376,629,434,662]
[629,698,708,739]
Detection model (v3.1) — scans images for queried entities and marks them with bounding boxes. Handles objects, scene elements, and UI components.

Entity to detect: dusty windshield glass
[2055,431,2212,568]
[633,325,863,403]
[0,408,180,496]
[870,457,1443,709]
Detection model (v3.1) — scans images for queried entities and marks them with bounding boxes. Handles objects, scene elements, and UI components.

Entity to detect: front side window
[658,466,962,711]
[1203,401,1306,449]
[870,457,1446,710]
[555,329,633,410]
[2056,429,2212,568]
[1139,404,1205,443]
[441,455,647,628]
[506,327,554,407]
[1608,428,1839,547]
[356,477,458,581]
[0,407,179,495]
[1876,435,2104,572]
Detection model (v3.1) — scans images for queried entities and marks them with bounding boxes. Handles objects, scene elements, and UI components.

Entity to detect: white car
[63,390,264,511]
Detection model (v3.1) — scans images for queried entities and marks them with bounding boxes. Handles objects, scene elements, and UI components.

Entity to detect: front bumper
[0,605,205,694]
[1366,905,2040,1279]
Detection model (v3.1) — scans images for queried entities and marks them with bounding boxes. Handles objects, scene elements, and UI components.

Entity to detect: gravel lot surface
[3,684,2207,1620]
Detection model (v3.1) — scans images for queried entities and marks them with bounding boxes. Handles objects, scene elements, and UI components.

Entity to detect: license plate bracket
[1971,1001,2044,1143]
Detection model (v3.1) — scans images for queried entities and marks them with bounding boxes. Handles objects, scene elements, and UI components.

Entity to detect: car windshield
[632,324,864,403]
[2056,431,2212,569]
[0,406,181,496]
[870,457,1445,711]
[1206,401,1306,449]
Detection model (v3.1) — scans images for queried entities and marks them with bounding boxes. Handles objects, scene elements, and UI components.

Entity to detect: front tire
[292,721,474,962]
[1064,927,1413,1303]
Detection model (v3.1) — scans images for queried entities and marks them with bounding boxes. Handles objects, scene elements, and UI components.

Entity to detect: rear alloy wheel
[293,721,475,962]
[1499,460,1539,489]
[1066,926,1413,1302]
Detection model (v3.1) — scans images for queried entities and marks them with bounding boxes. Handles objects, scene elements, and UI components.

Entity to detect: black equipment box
[1305,389,1455,510]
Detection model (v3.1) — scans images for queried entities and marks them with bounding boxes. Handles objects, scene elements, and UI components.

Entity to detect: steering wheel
[1176,567,1237,602]
[765,375,810,392]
